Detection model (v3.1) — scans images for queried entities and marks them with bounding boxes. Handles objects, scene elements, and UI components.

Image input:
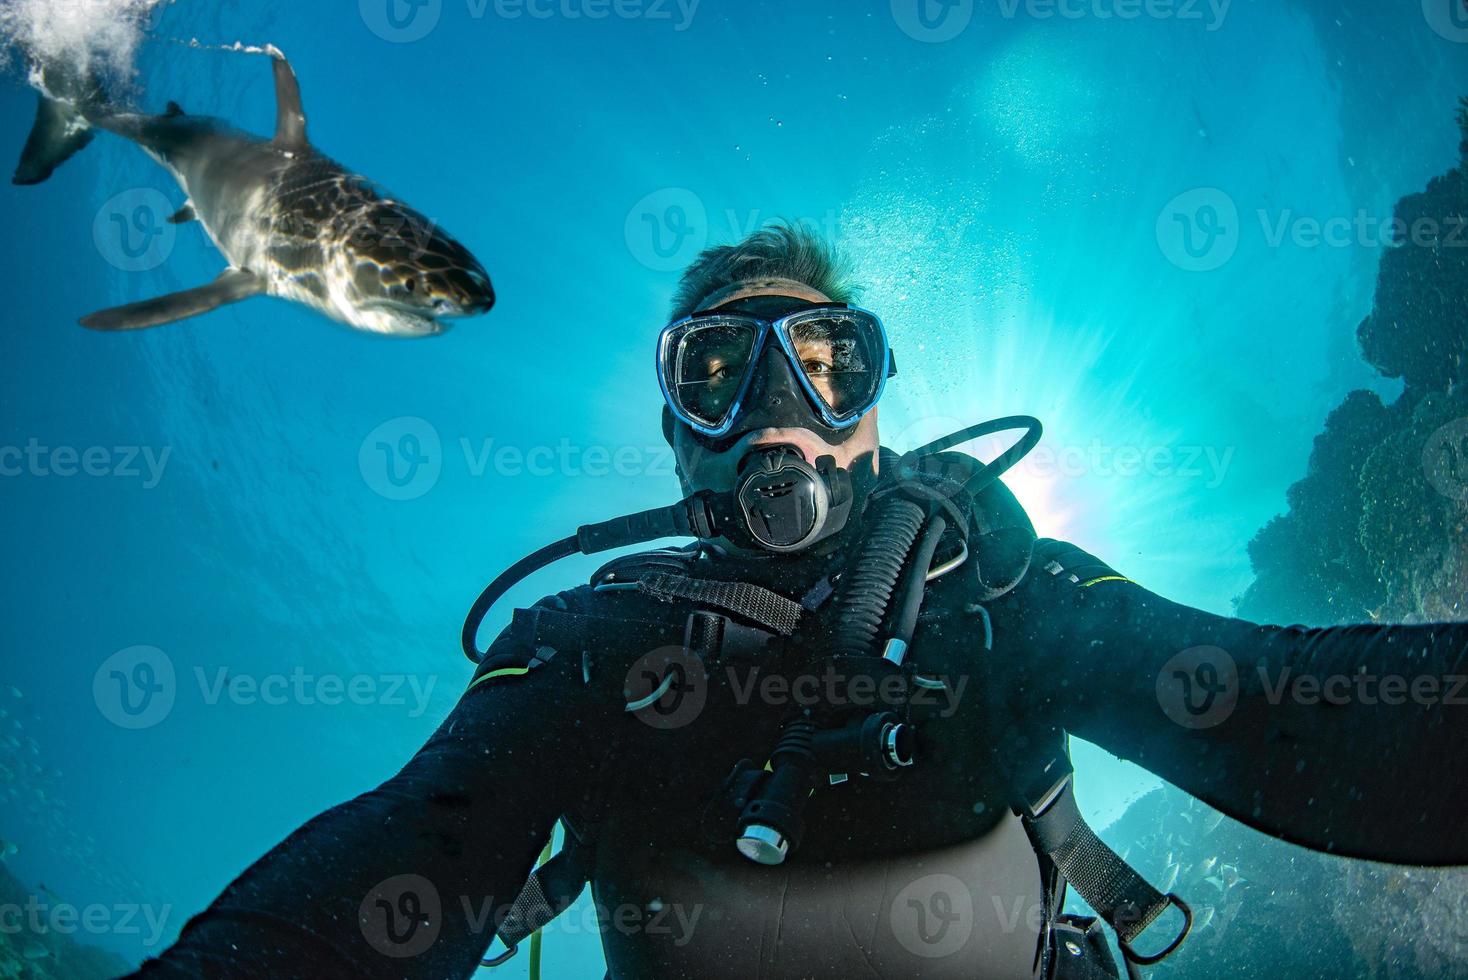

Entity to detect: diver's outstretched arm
[989,540,1468,866]
[130,592,614,979]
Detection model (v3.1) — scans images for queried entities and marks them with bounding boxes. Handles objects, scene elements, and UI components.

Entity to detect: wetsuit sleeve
[988,540,1468,866]
[131,591,620,980]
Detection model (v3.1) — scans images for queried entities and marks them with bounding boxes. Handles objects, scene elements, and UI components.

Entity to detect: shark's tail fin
[12,63,105,186]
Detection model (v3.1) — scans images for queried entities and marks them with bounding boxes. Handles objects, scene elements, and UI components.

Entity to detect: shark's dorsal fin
[269,49,308,150]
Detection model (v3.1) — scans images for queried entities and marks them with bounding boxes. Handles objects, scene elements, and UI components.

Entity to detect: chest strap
[636,572,803,637]
[1019,755,1192,978]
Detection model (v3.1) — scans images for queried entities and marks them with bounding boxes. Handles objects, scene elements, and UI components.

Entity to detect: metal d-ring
[1119,893,1193,968]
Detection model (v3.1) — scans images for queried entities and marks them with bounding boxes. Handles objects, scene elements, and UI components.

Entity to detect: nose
[739,343,813,425]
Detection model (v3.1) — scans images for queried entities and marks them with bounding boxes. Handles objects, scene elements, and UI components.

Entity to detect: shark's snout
[423,260,494,318]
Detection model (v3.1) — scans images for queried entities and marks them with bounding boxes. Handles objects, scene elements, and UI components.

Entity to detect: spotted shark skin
[15,48,494,336]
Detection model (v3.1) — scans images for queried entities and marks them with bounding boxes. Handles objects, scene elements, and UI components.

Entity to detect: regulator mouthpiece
[731,447,853,553]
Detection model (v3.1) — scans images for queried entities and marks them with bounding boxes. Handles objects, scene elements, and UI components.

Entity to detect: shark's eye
[404,279,416,293]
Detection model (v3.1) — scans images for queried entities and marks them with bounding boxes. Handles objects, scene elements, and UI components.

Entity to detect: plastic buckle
[1118,894,1193,967]
[1017,754,1075,820]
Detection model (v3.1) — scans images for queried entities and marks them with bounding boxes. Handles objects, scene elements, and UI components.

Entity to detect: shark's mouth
[354,301,446,337]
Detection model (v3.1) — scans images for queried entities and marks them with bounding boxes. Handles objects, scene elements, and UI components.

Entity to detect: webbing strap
[493,845,589,954]
[638,572,802,637]
[1027,783,1168,944]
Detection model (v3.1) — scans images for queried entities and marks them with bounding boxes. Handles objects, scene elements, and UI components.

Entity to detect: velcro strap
[638,572,802,637]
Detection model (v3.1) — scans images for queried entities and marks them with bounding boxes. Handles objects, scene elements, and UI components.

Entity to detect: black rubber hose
[886,514,948,649]
[461,536,579,663]
[827,492,928,660]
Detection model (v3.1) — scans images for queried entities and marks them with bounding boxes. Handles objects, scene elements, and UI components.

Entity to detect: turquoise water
[0,0,1464,975]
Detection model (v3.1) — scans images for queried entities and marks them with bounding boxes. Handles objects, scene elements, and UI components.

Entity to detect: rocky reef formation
[0,861,131,980]
[1105,100,1468,979]
[1238,98,1468,626]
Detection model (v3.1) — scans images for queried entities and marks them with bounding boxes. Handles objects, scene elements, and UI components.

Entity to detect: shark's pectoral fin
[80,269,265,331]
[269,51,309,150]
[167,204,197,225]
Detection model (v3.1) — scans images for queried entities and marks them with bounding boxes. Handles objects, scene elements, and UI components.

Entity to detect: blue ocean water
[0,0,1464,975]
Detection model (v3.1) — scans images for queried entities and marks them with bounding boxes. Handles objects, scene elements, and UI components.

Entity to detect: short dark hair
[669,221,861,321]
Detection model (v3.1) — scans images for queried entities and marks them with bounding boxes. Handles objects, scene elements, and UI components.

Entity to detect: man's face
[671,281,882,495]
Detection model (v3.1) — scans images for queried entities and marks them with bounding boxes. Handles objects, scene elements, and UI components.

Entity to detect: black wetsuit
[131,480,1468,980]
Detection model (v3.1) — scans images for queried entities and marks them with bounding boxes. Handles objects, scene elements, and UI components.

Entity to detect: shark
[13,48,495,336]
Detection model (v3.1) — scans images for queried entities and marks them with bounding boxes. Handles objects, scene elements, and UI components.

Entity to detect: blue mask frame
[656,305,897,439]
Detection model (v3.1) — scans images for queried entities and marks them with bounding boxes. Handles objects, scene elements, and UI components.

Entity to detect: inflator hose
[462,536,578,661]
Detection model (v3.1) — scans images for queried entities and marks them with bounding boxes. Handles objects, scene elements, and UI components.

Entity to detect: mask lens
[665,318,760,430]
[783,310,886,421]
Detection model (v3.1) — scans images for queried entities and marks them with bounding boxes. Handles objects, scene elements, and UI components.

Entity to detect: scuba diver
[133,224,1467,980]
